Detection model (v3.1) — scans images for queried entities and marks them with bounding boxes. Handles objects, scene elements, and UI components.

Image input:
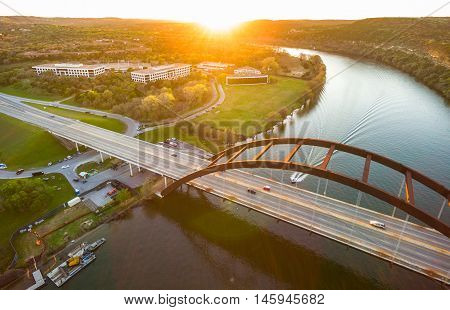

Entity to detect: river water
[52,48,449,289]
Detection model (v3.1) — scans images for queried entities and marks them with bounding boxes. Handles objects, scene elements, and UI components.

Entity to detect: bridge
[0,94,449,284]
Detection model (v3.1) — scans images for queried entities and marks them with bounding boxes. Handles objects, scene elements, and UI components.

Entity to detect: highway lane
[0,96,448,283]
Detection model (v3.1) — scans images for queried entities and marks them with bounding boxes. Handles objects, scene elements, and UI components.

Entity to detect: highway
[0,94,448,283]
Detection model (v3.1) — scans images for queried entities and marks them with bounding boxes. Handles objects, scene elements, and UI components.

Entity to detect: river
[50,48,449,289]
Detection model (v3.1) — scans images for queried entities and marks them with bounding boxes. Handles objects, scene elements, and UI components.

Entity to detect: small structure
[131,63,191,83]
[226,66,269,85]
[26,270,45,290]
[32,63,105,77]
[196,61,234,72]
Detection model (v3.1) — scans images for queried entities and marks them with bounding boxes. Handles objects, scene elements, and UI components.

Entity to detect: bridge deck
[0,94,448,284]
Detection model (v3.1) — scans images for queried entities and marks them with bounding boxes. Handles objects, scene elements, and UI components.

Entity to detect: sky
[0,0,449,24]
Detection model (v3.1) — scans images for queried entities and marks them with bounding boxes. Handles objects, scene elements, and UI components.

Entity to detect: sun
[198,17,242,32]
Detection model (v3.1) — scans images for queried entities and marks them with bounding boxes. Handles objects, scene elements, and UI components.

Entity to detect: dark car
[32,171,44,177]
[16,169,25,175]
[247,188,256,194]
[73,178,80,182]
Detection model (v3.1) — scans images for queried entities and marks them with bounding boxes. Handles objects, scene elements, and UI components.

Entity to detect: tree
[0,179,52,213]
[182,83,208,107]
[262,57,280,74]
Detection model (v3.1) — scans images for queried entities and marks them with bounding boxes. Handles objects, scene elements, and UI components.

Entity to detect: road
[0,95,448,283]
[0,93,140,137]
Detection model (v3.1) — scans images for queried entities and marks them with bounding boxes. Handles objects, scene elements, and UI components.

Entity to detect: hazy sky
[0,0,449,22]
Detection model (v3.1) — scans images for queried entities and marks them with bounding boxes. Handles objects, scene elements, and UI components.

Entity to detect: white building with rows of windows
[32,63,106,77]
[131,63,191,83]
[226,66,269,85]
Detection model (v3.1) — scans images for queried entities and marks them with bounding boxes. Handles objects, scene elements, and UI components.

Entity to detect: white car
[61,165,70,169]
[369,220,386,229]
[0,163,7,170]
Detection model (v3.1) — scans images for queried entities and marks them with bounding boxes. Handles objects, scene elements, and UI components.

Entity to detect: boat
[47,252,96,287]
[86,237,106,251]
[290,172,307,183]
[47,238,106,287]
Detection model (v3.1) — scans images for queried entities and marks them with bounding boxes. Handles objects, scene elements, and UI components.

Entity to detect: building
[102,62,151,73]
[32,63,105,77]
[131,63,191,83]
[226,66,269,85]
[196,62,234,72]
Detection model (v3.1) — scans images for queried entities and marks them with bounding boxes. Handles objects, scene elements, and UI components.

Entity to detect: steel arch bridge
[160,138,450,237]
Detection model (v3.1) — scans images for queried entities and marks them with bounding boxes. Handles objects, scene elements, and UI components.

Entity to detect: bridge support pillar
[100,152,104,163]
[75,142,79,152]
[138,166,141,172]
[164,176,167,187]
[129,163,133,177]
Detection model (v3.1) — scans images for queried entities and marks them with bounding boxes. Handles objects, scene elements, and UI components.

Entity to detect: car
[171,153,178,157]
[16,169,25,175]
[247,188,256,194]
[0,163,7,170]
[369,220,386,229]
[73,178,80,182]
[61,165,70,169]
[49,115,55,118]
[48,162,53,166]
[263,185,271,191]
[82,180,88,184]
[66,155,72,160]
[32,171,44,177]
[107,188,118,196]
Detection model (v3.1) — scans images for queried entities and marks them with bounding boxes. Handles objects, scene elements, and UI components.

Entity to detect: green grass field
[0,113,73,170]
[0,85,64,102]
[196,76,308,135]
[25,102,126,133]
[140,76,309,151]
[0,174,74,271]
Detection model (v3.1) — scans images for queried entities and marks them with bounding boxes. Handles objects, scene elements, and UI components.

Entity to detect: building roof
[132,63,191,75]
[235,66,260,71]
[197,62,234,68]
[102,62,151,70]
[32,63,104,69]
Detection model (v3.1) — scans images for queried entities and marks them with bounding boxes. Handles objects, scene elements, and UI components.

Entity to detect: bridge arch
[161,138,450,237]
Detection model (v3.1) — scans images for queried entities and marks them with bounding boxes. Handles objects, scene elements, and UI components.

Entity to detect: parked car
[247,188,256,194]
[48,162,53,166]
[66,155,72,160]
[61,165,70,169]
[263,185,271,191]
[16,169,25,175]
[107,188,118,196]
[32,171,44,177]
[0,163,7,170]
[73,178,80,182]
[369,220,386,229]
[171,153,178,157]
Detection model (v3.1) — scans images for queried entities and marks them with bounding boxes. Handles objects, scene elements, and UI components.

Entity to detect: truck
[66,197,81,208]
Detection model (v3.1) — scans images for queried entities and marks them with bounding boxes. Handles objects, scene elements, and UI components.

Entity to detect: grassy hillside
[0,113,73,170]
[25,102,126,133]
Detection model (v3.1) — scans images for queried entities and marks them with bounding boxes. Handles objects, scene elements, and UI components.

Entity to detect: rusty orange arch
[161,138,450,237]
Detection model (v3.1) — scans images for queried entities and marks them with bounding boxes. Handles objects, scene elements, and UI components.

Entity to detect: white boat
[290,172,307,183]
